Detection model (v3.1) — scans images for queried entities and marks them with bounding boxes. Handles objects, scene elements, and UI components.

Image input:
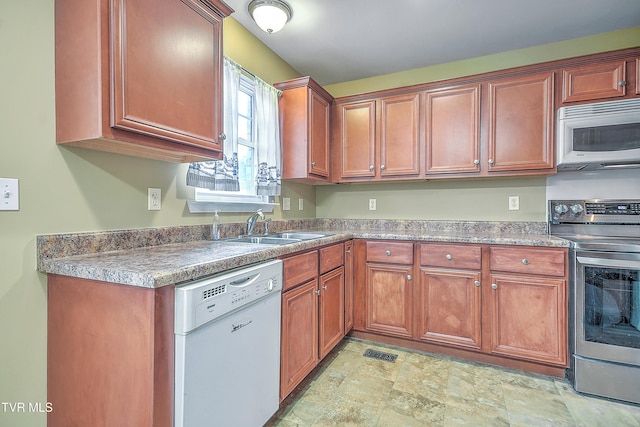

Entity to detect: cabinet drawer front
[283,250,318,291]
[320,243,344,274]
[490,247,565,276]
[420,244,481,269]
[366,241,413,264]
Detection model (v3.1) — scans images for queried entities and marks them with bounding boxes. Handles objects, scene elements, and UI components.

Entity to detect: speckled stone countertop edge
[37,219,570,288]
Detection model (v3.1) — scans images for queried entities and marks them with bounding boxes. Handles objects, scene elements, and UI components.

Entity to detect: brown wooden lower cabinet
[416,268,482,349]
[280,278,319,400]
[47,275,174,427]
[280,243,347,401]
[488,273,567,366]
[353,240,569,376]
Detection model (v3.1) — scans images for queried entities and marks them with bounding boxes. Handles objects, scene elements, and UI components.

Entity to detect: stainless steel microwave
[557,98,640,171]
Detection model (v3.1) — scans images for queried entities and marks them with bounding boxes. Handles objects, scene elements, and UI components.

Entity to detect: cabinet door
[425,85,481,174]
[416,269,482,349]
[365,263,413,338]
[562,60,627,103]
[280,279,319,401]
[319,267,345,359]
[337,101,376,179]
[378,93,421,177]
[344,241,354,333]
[309,89,331,178]
[111,0,223,150]
[486,72,554,173]
[488,274,567,366]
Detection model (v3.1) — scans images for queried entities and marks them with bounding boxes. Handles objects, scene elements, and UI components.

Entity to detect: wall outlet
[282,197,290,211]
[298,198,304,211]
[508,195,520,211]
[0,178,19,211]
[148,188,161,210]
[369,198,377,211]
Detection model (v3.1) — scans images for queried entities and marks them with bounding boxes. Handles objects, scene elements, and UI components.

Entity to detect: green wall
[0,1,637,424]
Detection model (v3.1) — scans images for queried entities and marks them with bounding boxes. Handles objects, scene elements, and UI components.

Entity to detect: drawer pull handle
[522,258,529,265]
[491,283,498,290]
[386,250,391,256]
[407,275,412,281]
[474,280,480,287]
[446,254,452,260]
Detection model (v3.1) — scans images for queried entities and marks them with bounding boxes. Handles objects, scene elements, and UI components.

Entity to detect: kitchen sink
[222,236,303,245]
[269,232,331,240]
[221,232,332,246]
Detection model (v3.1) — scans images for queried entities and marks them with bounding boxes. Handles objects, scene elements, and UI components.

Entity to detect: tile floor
[268,338,640,426]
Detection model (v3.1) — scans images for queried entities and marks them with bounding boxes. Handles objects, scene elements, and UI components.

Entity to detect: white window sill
[187,200,278,213]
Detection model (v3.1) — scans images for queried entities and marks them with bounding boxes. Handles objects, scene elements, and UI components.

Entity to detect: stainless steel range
[549,199,640,405]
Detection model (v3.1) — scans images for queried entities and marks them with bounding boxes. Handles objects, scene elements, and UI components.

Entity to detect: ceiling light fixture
[248,0,292,34]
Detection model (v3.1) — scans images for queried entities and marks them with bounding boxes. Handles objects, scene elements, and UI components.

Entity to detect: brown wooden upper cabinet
[424,84,481,175]
[55,0,232,162]
[333,93,421,181]
[485,71,555,174]
[274,77,334,183]
[561,59,628,103]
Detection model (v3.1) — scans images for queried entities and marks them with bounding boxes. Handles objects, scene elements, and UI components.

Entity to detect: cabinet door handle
[407,275,412,281]
[381,164,386,171]
[474,280,481,287]
[315,289,321,295]
[311,161,316,167]
[491,283,498,290]
[488,158,495,165]
[619,80,627,87]
[474,159,479,165]
[446,254,452,260]
[369,165,374,171]
[345,248,351,254]
[219,133,226,141]
[386,250,391,256]
[522,258,529,265]
[322,285,328,290]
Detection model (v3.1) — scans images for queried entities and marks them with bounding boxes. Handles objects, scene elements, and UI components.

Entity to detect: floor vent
[363,348,398,363]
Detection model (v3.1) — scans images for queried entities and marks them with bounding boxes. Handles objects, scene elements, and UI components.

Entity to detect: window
[186,58,281,212]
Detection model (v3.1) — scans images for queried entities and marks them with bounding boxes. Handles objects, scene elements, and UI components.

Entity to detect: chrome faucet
[245,209,265,236]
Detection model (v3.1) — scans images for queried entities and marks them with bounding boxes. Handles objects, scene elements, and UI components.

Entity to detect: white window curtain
[186,58,282,196]
[254,78,282,196]
[186,57,241,191]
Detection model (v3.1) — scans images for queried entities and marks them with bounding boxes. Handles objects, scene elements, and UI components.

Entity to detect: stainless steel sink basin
[269,232,330,240]
[222,236,302,245]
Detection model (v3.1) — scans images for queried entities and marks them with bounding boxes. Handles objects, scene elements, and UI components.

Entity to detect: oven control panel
[549,199,640,224]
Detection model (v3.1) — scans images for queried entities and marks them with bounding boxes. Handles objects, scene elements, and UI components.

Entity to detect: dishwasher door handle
[229,272,261,288]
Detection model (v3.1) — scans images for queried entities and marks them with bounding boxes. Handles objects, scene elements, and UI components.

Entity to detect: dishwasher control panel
[174,260,283,334]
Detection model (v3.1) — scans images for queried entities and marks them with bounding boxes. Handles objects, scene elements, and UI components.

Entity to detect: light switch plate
[0,178,19,211]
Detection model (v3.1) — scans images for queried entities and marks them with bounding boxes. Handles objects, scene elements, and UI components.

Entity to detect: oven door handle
[577,256,640,269]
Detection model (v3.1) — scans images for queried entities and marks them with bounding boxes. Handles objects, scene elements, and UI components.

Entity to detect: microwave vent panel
[559,98,640,120]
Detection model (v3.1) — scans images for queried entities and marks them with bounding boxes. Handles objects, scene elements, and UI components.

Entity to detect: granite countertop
[37,219,570,288]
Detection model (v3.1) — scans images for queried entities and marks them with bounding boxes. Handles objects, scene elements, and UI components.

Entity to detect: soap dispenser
[212,210,221,240]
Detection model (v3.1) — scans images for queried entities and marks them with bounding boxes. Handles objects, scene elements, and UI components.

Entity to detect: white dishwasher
[174,259,283,427]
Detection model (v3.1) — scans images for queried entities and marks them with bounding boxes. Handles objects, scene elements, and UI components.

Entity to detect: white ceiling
[224,0,640,86]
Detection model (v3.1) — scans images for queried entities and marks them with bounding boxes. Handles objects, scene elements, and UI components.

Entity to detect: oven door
[575,250,640,366]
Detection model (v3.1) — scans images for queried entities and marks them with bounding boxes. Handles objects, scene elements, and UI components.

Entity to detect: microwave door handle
[577,256,640,269]
[601,162,640,169]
